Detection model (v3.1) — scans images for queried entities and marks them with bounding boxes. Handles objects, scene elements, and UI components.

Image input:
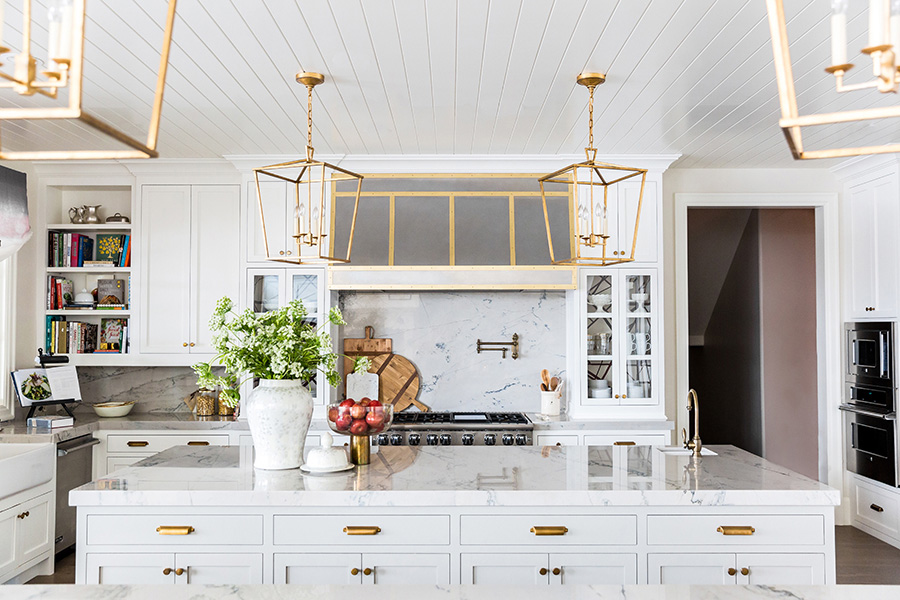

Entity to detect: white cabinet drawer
[106,434,230,454]
[534,434,579,447]
[583,434,667,446]
[647,515,825,546]
[86,514,263,546]
[273,515,450,546]
[854,478,900,538]
[107,454,153,474]
[460,514,637,546]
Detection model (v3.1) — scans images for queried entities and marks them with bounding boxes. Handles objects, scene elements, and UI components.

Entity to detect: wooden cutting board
[369,353,429,413]
[342,326,392,378]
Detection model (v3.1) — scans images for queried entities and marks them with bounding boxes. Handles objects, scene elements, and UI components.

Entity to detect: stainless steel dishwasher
[56,435,99,553]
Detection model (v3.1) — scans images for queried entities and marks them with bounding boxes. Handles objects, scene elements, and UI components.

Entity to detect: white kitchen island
[69,444,840,586]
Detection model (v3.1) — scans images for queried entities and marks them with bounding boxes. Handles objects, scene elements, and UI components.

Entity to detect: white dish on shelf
[588,379,610,390]
[589,389,612,399]
[92,401,135,418]
[631,293,649,303]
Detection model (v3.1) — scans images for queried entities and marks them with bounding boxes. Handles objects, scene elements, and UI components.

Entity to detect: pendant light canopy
[254,72,363,264]
[539,72,647,266]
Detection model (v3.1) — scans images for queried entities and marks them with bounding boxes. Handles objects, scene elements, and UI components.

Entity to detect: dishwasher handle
[57,437,100,457]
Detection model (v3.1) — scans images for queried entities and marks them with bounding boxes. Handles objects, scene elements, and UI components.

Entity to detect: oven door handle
[839,404,897,421]
[852,339,859,368]
[880,331,889,378]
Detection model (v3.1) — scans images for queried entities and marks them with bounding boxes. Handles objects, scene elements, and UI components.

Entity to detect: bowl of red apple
[326,398,393,465]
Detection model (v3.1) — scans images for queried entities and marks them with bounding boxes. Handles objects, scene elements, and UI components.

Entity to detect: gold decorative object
[766,0,900,159]
[538,72,647,266]
[217,392,234,417]
[349,434,370,465]
[0,0,177,160]
[476,333,519,359]
[254,72,363,264]
[195,390,216,417]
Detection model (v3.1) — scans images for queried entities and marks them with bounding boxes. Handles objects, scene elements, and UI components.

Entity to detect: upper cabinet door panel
[873,174,900,318]
[621,179,658,263]
[141,185,192,354]
[847,182,877,317]
[248,180,289,262]
[190,185,241,353]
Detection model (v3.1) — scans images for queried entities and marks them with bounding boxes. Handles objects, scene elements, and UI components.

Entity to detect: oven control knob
[461,433,475,446]
[426,434,439,446]
[515,434,528,446]
[408,434,421,446]
[439,434,453,446]
[376,434,390,446]
[502,434,514,446]
[390,434,404,446]
[484,434,497,446]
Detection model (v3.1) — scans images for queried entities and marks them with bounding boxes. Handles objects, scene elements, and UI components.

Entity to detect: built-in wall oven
[842,322,899,487]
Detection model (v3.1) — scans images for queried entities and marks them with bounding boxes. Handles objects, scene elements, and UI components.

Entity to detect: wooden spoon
[550,376,559,391]
[541,369,551,389]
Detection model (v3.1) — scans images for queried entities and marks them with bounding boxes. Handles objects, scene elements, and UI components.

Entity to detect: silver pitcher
[68,206,85,224]
[82,205,102,224]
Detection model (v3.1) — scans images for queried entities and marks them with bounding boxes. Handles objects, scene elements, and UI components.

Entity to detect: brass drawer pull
[717,526,755,536]
[552,567,561,576]
[156,526,195,535]
[350,568,360,576]
[17,511,29,519]
[343,526,381,535]
[127,441,149,447]
[530,526,568,536]
[871,503,885,513]
[187,441,210,446]
[613,441,636,446]
[741,567,750,576]
[727,567,737,576]
[539,567,548,575]
[163,568,172,575]
[363,567,373,576]
[175,568,185,576]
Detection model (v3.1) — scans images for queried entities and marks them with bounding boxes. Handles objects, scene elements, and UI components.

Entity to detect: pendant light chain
[306,83,315,160]
[587,84,595,151]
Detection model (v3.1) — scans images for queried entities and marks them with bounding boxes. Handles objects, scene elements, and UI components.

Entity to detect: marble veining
[70,444,840,507]
[77,366,200,413]
[528,413,675,431]
[339,291,566,412]
[6,585,900,600]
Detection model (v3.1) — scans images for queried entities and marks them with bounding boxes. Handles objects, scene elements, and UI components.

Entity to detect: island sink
[656,446,718,456]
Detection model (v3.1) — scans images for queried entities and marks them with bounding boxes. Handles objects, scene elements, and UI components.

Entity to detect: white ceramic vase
[246,379,313,470]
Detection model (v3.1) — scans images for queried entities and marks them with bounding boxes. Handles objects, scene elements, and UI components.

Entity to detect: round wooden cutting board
[368,353,429,412]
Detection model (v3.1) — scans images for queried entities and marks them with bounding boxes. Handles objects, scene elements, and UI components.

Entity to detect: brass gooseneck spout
[682,389,702,459]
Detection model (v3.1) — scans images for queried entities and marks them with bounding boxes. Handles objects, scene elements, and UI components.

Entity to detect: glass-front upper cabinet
[582,268,659,408]
[246,267,328,405]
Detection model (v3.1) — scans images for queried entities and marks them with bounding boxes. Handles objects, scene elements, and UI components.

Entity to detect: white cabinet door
[141,185,192,353]
[461,553,549,585]
[648,553,736,584]
[17,492,52,566]
[248,180,290,262]
[550,553,637,585]
[846,173,900,319]
[620,178,658,263]
[275,553,361,584]
[364,553,450,585]
[178,553,263,585]
[736,553,826,585]
[0,506,17,580]
[85,553,175,584]
[190,185,240,353]
[106,454,152,475]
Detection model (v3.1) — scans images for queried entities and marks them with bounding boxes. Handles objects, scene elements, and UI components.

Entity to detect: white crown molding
[830,154,900,181]
[30,160,133,178]
[120,158,239,177]
[225,154,682,175]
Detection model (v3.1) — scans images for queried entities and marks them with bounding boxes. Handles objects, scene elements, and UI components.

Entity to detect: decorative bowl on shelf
[326,399,393,465]
[92,400,135,418]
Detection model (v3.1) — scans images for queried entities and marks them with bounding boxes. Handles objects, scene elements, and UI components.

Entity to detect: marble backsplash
[338,291,566,412]
[76,367,198,413]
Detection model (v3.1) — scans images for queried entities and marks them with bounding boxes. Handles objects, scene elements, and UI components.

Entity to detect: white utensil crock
[541,390,561,416]
[246,379,313,470]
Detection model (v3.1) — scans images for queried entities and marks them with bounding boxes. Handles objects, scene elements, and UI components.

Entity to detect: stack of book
[48,232,94,267]
[46,276,74,309]
[45,319,99,354]
[96,234,131,267]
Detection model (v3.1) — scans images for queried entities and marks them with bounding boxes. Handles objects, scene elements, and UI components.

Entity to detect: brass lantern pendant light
[253,72,363,264]
[539,72,647,266]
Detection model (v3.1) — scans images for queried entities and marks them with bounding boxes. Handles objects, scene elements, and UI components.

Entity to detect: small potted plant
[193,297,345,470]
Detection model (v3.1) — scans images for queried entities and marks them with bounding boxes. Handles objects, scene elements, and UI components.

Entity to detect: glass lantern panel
[586,274,614,315]
[626,318,653,357]
[625,274,652,314]
[624,360,652,400]
[252,275,280,313]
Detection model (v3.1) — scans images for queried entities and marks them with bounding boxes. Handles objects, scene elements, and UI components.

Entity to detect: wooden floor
[24,526,900,585]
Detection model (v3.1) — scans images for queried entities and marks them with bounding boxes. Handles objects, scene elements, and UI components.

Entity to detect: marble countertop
[527,413,674,431]
[70,443,840,507]
[5,585,899,600]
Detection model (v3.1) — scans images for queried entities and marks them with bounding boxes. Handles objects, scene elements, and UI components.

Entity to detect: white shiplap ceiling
[1,0,898,167]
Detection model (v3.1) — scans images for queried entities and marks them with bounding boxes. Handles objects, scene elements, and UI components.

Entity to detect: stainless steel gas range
[373,412,533,447]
